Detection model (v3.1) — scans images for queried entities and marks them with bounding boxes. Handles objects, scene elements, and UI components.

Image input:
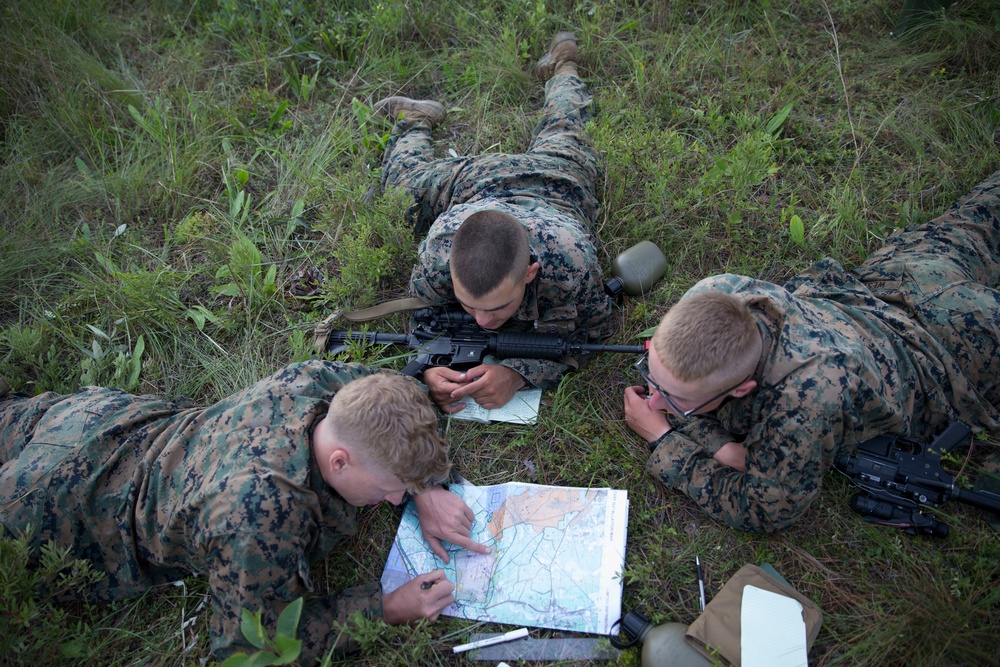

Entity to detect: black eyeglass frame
[634,352,751,417]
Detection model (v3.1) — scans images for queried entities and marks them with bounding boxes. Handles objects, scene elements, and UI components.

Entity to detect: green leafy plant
[185,305,222,332]
[788,213,805,245]
[352,98,391,153]
[286,62,319,103]
[79,326,145,391]
[0,322,78,395]
[329,611,436,667]
[780,195,806,246]
[268,101,293,134]
[318,187,415,308]
[0,525,106,663]
[219,598,304,667]
[225,168,253,225]
[214,233,279,306]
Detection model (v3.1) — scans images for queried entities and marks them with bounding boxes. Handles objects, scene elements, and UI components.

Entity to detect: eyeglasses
[634,352,750,417]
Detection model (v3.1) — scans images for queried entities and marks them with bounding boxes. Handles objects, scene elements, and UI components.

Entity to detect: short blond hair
[327,373,450,492]
[652,290,759,384]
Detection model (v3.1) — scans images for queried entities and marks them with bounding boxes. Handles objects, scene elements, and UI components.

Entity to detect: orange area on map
[485,487,598,541]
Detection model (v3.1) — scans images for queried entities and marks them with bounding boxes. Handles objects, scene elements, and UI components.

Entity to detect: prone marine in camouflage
[378,32,614,405]
[624,169,1000,532]
[0,361,460,661]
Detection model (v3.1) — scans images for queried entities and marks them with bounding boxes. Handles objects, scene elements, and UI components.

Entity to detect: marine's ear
[313,415,353,481]
[731,380,757,398]
[327,447,350,474]
[523,261,540,285]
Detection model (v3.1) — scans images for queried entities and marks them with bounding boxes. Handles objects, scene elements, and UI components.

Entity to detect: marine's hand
[382,570,454,624]
[448,364,526,409]
[422,366,474,413]
[624,385,672,443]
[414,486,491,562]
[713,442,748,471]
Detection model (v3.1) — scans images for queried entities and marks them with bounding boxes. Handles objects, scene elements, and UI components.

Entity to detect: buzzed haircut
[326,373,450,492]
[652,290,760,384]
[450,210,531,298]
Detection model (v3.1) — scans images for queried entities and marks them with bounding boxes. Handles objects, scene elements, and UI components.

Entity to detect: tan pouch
[684,563,822,666]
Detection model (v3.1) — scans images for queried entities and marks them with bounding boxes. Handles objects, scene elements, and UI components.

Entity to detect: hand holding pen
[382,569,454,624]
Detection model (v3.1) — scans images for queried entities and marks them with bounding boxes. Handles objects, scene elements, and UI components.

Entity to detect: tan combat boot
[374,96,446,128]
[535,31,578,79]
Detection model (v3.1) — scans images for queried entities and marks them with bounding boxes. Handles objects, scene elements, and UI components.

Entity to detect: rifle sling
[343,297,431,321]
[313,297,432,355]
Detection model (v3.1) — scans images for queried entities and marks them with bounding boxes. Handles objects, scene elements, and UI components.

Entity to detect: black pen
[696,555,706,612]
[421,580,434,590]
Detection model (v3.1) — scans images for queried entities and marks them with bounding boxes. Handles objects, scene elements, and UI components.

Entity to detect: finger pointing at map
[414,485,492,562]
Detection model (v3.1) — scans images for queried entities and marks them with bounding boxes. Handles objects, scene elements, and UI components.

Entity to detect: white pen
[696,555,706,612]
[452,627,529,654]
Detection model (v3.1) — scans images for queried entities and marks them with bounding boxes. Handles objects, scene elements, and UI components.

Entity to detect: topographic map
[380,481,628,634]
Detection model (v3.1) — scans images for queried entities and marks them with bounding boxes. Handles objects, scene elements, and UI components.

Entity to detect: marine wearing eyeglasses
[624,169,1000,532]
[635,351,752,419]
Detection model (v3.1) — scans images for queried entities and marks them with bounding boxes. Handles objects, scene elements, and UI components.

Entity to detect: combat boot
[374,97,446,128]
[535,31,578,79]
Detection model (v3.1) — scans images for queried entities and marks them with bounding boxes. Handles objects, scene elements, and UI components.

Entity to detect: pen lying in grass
[453,628,530,653]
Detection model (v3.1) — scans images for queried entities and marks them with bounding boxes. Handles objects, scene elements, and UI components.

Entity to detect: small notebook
[450,387,542,424]
[741,585,809,667]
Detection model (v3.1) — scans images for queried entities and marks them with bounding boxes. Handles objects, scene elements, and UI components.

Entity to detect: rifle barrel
[328,331,412,346]
[951,487,1000,515]
[578,343,646,354]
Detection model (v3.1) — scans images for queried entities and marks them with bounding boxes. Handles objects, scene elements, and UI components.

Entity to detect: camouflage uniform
[649,170,1000,532]
[380,74,614,388]
[0,361,385,661]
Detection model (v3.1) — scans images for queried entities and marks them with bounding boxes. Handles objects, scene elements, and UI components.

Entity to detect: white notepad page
[741,584,809,667]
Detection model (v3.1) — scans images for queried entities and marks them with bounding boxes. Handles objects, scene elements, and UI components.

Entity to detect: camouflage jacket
[648,262,999,533]
[409,198,614,388]
[0,361,383,661]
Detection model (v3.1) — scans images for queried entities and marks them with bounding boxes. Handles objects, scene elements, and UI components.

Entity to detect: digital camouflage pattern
[0,360,384,661]
[649,169,1000,532]
[380,74,614,388]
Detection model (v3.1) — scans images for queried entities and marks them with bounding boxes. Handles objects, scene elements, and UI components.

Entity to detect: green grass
[2,0,999,665]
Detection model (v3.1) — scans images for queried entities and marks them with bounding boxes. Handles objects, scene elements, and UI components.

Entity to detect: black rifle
[326,307,647,377]
[834,421,1000,537]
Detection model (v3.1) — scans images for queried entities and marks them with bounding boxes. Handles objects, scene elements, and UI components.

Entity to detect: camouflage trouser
[855,169,1000,409]
[379,74,601,236]
[0,392,55,537]
[0,388,168,556]
[0,391,67,465]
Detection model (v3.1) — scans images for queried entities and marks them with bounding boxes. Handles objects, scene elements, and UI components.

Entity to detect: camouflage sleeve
[647,403,841,533]
[205,529,383,662]
[408,263,452,306]
[569,256,615,342]
[408,224,455,307]
[498,357,568,389]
